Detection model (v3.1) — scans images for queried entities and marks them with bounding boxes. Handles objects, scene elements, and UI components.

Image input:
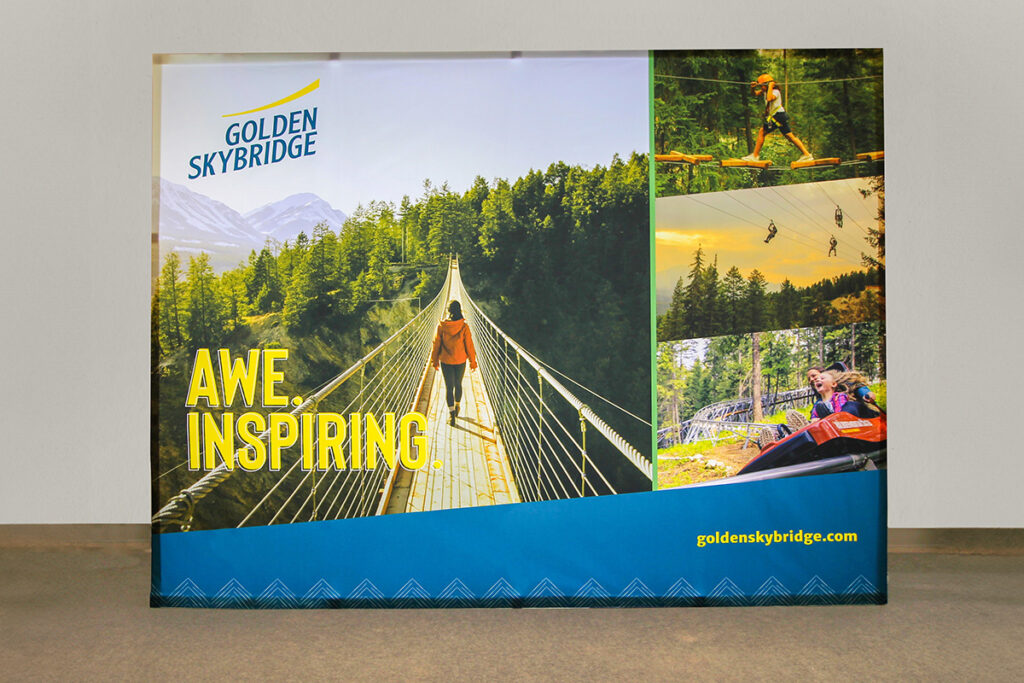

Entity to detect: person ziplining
[742,74,814,164]
[828,235,838,257]
[834,206,844,228]
[764,219,778,244]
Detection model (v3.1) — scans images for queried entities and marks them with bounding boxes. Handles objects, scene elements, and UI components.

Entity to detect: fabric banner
[151,50,885,607]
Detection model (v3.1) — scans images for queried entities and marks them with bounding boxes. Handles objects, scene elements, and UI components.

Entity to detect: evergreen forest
[153,153,652,506]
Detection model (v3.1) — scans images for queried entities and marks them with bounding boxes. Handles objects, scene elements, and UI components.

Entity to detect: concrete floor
[2,540,1022,680]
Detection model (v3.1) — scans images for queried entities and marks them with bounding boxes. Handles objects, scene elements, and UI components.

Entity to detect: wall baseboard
[1,525,1022,554]
[0,524,149,547]
[887,528,1024,555]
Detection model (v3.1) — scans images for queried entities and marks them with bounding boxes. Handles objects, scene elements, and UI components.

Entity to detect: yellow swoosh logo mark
[222,79,320,118]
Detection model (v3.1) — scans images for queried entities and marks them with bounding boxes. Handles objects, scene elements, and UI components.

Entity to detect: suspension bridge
[154,258,653,532]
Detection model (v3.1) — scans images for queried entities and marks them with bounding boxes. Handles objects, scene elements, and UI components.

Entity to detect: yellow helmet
[756,73,774,84]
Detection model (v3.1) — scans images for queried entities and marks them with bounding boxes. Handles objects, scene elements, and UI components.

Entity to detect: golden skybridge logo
[187,79,321,179]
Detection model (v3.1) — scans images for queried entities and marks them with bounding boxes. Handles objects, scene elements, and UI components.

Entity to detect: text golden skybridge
[187,79,320,179]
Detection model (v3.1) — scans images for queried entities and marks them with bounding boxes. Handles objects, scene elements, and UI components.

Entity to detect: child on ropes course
[742,73,814,164]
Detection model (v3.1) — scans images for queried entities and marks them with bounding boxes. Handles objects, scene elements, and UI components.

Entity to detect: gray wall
[1,1,1020,526]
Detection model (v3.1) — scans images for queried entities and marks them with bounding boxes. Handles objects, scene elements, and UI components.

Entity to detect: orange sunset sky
[655,177,882,310]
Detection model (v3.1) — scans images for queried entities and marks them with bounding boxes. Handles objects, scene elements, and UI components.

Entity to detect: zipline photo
[653,49,883,197]
[656,176,885,342]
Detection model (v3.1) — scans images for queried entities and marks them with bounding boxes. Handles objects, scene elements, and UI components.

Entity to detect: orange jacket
[431,318,477,369]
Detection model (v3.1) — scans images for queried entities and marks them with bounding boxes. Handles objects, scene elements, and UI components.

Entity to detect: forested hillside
[657,247,883,342]
[153,153,652,501]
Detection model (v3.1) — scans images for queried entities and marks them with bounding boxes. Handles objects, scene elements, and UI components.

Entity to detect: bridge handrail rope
[471,325,618,498]
[468,303,644,488]
[236,319,437,526]
[446,262,613,500]
[152,266,452,530]
[529,353,652,427]
[458,270,653,481]
[239,293,446,525]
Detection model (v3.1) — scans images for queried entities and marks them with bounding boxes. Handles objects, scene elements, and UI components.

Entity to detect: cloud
[655,231,704,247]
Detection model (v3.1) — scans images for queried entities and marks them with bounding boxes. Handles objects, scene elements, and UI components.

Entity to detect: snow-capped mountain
[154,178,347,271]
[155,178,254,248]
[245,193,348,243]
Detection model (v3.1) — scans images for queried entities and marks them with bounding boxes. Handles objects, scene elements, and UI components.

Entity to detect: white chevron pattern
[153,572,884,608]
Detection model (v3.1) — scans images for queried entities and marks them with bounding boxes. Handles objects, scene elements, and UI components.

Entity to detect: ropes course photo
[652,49,884,197]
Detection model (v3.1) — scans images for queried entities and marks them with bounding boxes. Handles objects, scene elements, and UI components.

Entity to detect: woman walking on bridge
[431,300,478,426]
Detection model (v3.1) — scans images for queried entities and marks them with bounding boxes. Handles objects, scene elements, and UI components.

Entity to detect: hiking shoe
[786,409,810,431]
[797,153,814,162]
[741,153,760,162]
[759,426,777,448]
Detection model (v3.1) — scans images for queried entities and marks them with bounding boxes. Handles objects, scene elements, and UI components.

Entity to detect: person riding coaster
[739,400,885,476]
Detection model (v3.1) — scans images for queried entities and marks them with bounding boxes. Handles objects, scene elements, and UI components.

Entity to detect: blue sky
[157,53,648,214]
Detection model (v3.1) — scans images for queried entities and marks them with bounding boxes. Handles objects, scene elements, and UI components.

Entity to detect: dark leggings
[440,362,466,408]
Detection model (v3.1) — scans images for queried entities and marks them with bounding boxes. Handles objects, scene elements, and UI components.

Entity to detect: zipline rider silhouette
[431,300,478,426]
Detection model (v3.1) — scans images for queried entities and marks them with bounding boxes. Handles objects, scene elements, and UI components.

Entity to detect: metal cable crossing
[152,267,452,530]
[154,258,652,530]
[456,265,653,500]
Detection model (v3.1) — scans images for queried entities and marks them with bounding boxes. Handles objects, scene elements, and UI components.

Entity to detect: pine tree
[478,179,516,260]
[702,256,721,336]
[184,253,223,347]
[775,278,801,329]
[219,269,247,333]
[719,266,746,335]
[751,332,763,421]
[283,222,338,329]
[658,276,687,342]
[157,252,184,350]
[744,269,770,332]
[246,246,282,314]
[680,245,706,337]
